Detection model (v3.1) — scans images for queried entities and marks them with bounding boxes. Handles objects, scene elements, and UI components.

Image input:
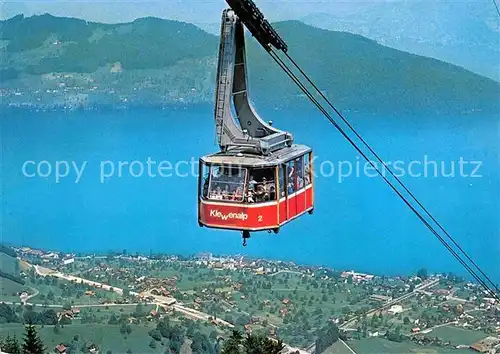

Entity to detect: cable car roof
[200,144,311,167]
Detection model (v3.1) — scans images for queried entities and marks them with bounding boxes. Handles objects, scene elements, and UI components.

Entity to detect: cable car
[198,8,314,245]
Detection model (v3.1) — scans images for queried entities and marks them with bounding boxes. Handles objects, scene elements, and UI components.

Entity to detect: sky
[1,0,491,25]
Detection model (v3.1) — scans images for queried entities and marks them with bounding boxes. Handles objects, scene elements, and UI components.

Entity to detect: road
[341,278,440,330]
[32,263,233,327]
[409,321,458,336]
[268,270,304,277]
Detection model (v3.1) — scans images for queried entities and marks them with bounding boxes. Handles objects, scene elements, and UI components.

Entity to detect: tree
[22,323,45,354]
[108,313,118,325]
[39,309,58,325]
[417,268,428,280]
[221,330,243,354]
[134,303,145,318]
[191,332,214,354]
[403,316,410,325]
[221,330,284,354]
[3,335,21,354]
[315,323,340,354]
[149,328,162,341]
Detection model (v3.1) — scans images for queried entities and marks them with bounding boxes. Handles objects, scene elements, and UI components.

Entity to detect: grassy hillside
[247,21,500,113]
[1,14,498,114]
[0,14,218,73]
[0,245,23,286]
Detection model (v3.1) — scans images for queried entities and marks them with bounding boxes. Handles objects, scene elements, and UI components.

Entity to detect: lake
[1,105,499,281]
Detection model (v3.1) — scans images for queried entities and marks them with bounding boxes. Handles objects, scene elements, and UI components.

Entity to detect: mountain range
[0,14,498,114]
[300,1,500,81]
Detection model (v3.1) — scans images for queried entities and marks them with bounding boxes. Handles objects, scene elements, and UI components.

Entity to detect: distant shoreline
[2,242,475,282]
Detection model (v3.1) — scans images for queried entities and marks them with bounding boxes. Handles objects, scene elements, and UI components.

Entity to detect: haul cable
[266,49,499,301]
[282,50,500,296]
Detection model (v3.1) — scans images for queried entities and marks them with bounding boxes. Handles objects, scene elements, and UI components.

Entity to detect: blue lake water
[1,105,499,281]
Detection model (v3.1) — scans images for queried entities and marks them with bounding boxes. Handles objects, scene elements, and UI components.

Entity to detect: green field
[422,325,487,346]
[0,252,19,276]
[0,278,29,302]
[349,337,477,354]
[0,323,165,353]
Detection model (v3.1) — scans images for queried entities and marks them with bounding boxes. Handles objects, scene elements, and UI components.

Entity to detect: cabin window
[279,164,286,199]
[248,167,276,203]
[200,162,210,199]
[304,153,312,186]
[208,165,246,202]
[295,156,305,190]
[286,160,295,194]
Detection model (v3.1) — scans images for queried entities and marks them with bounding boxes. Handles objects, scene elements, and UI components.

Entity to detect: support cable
[282,51,500,296]
[267,49,499,300]
[492,0,500,18]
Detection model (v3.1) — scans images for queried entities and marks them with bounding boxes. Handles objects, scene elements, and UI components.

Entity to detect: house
[250,316,260,324]
[55,344,67,354]
[62,257,75,265]
[369,294,392,303]
[58,310,74,320]
[280,307,288,317]
[388,305,403,315]
[72,308,80,316]
[195,297,202,304]
[470,337,500,353]
[244,324,252,334]
[411,327,421,333]
[282,298,291,305]
[434,289,450,296]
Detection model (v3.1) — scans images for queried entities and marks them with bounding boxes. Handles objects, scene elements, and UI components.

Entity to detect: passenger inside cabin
[232,186,244,201]
[269,185,276,200]
[304,165,311,185]
[254,184,266,202]
[248,175,257,191]
[297,175,304,189]
[222,185,231,200]
[210,186,223,200]
[246,189,254,203]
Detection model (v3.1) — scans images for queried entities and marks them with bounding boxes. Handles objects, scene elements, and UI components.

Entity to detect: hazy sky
[1,0,487,24]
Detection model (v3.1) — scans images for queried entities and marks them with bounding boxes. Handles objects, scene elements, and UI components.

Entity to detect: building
[369,294,393,303]
[55,344,67,354]
[341,270,374,282]
[62,257,75,265]
[470,337,500,353]
[388,305,403,315]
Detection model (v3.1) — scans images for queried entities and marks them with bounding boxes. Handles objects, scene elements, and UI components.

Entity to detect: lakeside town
[1,244,499,354]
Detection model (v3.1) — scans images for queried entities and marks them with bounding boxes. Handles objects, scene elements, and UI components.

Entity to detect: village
[1,246,499,354]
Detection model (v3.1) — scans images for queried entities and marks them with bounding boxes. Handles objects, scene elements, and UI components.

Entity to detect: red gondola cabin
[198,146,314,234]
